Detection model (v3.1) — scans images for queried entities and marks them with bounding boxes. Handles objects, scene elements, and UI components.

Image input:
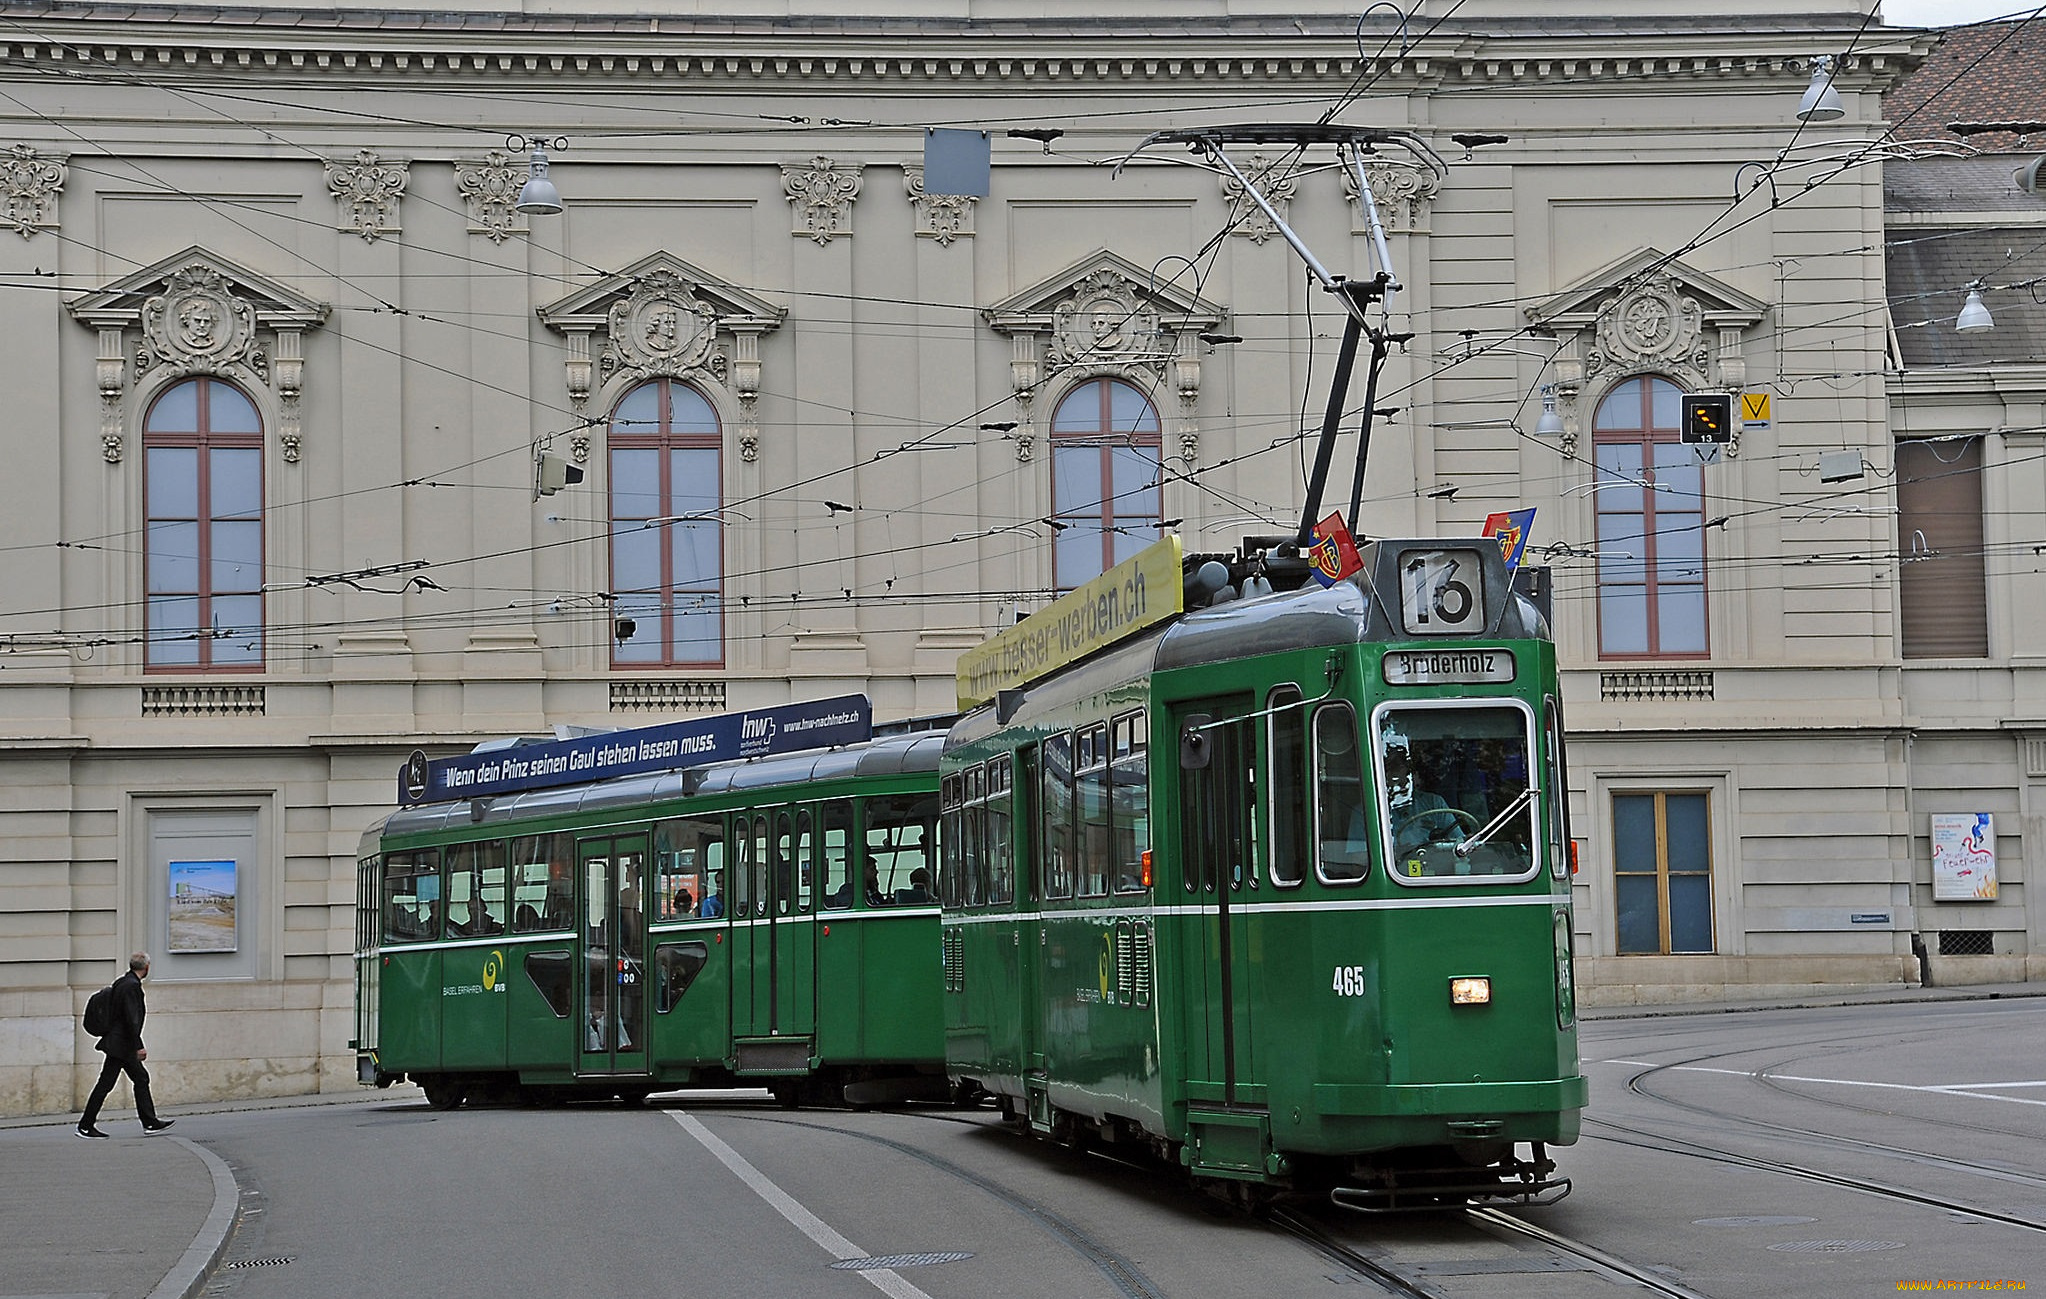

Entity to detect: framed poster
[1931,813,1997,902]
[168,858,239,952]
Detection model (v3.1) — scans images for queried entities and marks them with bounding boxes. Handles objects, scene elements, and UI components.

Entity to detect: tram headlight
[1450,976,1491,1006]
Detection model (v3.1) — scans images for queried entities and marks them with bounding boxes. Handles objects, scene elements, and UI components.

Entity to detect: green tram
[354,728,944,1108]
[939,535,1586,1208]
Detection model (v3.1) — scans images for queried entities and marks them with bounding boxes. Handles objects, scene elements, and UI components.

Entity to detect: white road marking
[671,1111,935,1299]
[1589,1059,2046,1107]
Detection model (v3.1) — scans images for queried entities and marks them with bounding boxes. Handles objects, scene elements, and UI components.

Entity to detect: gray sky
[1883,0,2042,25]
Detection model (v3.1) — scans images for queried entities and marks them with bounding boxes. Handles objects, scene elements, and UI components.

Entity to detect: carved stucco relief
[70,254,328,463]
[2,143,64,238]
[454,151,526,243]
[901,164,976,246]
[538,256,783,462]
[985,257,1223,465]
[326,149,409,243]
[1341,160,1441,233]
[1218,153,1297,245]
[782,156,862,245]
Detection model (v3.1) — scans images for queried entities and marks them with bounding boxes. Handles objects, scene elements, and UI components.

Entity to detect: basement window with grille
[1937,929,1995,957]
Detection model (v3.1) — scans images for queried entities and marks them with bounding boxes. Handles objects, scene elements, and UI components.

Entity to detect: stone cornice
[0,6,1935,92]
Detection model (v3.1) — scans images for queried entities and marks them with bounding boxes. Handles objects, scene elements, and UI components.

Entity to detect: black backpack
[82,982,116,1037]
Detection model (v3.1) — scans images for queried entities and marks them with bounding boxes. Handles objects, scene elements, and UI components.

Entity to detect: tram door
[733,810,817,1047]
[1173,700,1261,1107]
[575,834,650,1077]
[1007,748,1041,1084]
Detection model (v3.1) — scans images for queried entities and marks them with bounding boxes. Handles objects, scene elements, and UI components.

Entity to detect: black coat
[96,970,146,1059]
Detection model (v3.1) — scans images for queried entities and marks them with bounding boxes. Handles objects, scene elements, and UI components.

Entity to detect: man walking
[78,952,174,1139]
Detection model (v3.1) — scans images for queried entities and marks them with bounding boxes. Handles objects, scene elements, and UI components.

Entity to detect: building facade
[7,0,2018,1118]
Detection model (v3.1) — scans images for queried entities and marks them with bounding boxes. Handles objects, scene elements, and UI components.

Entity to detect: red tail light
[1140,850,1153,889]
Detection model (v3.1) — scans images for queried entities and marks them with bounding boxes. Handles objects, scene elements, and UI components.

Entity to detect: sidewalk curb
[1579,985,2046,1021]
[152,1135,239,1299]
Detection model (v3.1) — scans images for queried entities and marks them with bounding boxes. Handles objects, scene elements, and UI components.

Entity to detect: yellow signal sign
[1740,392,1771,425]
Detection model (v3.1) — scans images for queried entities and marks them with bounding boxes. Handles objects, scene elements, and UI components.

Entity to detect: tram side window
[961,760,986,904]
[1268,686,1308,887]
[654,815,721,920]
[734,815,769,919]
[357,856,377,952]
[1076,722,1111,897]
[988,756,1015,905]
[1544,696,1572,880]
[820,800,853,910]
[773,811,795,915]
[654,941,710,1013]
[510,832,573,933]
[939,775,963,908]
[381,850,441,943]
[446,841,508,937]
[1041,732,1075,899]
[795,809,819,913]
[1316,704,1371,883]
[1111,712,1150,892]
[865,792,938,905]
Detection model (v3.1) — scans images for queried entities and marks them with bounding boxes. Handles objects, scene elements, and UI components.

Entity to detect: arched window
[1049,378,1162,591]
[143,378,263,670]
[1591,376,1707,658]
[609,379,723,667]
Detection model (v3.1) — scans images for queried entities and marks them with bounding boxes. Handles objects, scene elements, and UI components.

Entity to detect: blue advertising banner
[397,694,872,806]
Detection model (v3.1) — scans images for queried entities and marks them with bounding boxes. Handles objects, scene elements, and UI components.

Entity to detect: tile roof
[1887,154,2046,212]
[1885,221,2046,367]
[1883,18,2046,150]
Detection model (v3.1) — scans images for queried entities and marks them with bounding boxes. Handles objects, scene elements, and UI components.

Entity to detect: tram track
[1265,1204,1718,1298]
[1617,1051,2046,1198]
[1585,1115,2046,1236]
[805,1103,1726,1297]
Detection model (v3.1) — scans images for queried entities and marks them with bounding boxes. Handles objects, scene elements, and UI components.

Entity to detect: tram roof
[946,567,1547,747]
[364,729,943,850]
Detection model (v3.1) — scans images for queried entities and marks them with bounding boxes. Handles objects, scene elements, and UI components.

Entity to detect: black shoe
[76,1125,109,1139]
[142,1119,175,1133]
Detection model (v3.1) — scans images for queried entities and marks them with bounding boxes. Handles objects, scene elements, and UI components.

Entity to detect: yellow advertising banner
[956,535,1185,710]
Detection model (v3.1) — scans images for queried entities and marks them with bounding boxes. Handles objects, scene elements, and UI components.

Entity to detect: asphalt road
[164,998,2046,1299]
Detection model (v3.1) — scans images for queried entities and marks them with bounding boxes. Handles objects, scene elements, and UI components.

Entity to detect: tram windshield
[1374,703,1538,882]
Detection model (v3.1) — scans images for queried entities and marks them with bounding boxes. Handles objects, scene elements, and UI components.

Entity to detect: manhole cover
[830,1252,973,1271]
[1695,1216,1816,1227]
[223,1257,296,1269]
[1766,1241,1906,1253]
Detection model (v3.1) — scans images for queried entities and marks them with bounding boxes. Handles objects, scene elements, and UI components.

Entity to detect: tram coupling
[1328,1143,1572,1214]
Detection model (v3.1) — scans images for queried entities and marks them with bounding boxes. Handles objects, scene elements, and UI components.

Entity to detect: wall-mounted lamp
[1796,55,1845,123]
[1956,283,1994,333]
[1534,385,1565,438]
[508,134,566,215]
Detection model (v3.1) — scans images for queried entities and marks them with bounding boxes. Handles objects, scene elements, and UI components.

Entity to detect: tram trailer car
[355,731,944,1109]
[939,537,1586,1209]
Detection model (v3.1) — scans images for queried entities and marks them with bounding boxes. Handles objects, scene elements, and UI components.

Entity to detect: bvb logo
[481,949,504,992]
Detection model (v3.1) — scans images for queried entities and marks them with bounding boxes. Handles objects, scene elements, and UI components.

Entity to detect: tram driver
[1384,728,1453,856]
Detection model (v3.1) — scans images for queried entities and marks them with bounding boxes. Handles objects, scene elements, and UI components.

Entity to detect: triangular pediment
[986,249,1224,328]
[67,246,329,329]
[537,251,785,332]
[1528,247,1768,329]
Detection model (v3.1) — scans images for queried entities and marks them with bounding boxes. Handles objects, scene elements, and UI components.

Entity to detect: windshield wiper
[1455,786,1536,859]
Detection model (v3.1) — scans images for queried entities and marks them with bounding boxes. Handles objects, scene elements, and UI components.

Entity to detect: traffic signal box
[1682,393,1732,444]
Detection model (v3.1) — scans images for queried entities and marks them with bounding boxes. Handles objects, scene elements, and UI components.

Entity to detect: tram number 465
[1331,965,1368,997]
